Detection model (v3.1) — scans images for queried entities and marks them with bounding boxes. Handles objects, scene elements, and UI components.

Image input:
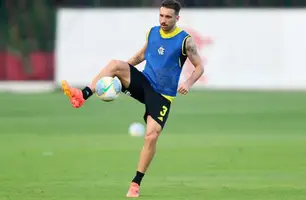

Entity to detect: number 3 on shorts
[158,106,168,122]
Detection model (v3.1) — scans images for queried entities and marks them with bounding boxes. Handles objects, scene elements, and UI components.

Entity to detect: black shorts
[121,64,171,129]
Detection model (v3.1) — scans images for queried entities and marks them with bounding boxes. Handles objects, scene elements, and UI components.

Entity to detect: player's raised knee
[108,59,120,71]
[108,59,128,73]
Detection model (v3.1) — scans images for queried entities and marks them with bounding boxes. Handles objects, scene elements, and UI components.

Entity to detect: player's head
[159,0,181,32]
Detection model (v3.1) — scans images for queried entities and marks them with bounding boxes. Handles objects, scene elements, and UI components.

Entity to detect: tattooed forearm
[128,53,144,66]
[128,43,147,66]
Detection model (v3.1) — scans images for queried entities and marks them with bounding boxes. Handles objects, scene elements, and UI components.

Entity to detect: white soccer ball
[95,76,122,102]
[128,122,145,137]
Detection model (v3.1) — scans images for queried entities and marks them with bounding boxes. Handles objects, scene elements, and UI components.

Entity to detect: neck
[162,25,177,34]
[159,26,182,39]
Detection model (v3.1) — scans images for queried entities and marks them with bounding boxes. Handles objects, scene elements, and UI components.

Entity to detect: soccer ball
[128,122,145,137]
[95,76,122,102]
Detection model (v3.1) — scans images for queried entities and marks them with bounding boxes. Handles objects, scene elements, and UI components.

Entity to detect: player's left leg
[127,86,171,198]
[126,115,163,198]
[136,116,162,173]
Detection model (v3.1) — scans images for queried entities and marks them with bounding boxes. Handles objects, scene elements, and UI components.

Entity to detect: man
[61,0,204,197]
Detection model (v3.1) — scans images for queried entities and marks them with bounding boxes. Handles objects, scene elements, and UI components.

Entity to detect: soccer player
[61,0,204,197]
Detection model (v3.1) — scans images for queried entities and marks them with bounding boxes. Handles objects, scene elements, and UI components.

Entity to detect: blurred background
[1,0,306,85]
[1,1,306,200]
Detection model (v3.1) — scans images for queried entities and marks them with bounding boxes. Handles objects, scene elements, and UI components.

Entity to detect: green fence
[3,0,55,52]
[0,0,55,80]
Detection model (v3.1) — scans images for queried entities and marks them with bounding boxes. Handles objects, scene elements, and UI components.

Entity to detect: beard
[160,23,174,32]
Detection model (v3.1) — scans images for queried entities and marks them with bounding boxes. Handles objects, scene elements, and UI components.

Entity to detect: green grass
[0,90,306,200]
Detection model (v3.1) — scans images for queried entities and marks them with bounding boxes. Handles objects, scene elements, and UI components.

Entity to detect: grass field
[0,90,306,200]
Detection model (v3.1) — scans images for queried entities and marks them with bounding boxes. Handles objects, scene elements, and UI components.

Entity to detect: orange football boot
[61,80,85,108]
[126,182,140,198]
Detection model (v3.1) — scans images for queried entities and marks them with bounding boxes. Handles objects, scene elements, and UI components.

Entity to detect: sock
[81,86,93,100]
[132,171,145,186]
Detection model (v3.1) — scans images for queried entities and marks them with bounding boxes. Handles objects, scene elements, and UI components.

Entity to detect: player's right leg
[61,60,131,108]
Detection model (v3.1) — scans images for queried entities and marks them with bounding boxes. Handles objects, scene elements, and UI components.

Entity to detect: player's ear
[176,15,180,21]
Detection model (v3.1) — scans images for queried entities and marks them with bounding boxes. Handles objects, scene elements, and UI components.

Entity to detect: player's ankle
[81,86,93,100]
[132,171,145,186]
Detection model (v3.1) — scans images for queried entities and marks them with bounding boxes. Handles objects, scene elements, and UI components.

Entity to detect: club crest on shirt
[158,46,165,55]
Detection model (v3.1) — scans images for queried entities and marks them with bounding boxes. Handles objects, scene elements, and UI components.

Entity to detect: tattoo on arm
[129,52,143,66]
[128,43,147,66]
[136,51,145,64]
[185,37,204,84]
[186,37,200,65]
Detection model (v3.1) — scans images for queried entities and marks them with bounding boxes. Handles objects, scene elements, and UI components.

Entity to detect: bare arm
[127,42,147,66]
[185,36,204,86]
[178,36,204,95]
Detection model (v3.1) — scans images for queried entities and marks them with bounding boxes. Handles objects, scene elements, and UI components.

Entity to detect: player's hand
[177,83,191,95]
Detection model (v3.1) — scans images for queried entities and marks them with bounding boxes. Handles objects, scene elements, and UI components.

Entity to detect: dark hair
[161,0,182,15]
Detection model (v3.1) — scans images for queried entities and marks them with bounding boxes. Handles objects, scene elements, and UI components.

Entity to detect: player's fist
[177,83,191,95]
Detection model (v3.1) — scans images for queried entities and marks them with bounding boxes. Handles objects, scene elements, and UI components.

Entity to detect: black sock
[81,86,93,100]
[132,171,145,186]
